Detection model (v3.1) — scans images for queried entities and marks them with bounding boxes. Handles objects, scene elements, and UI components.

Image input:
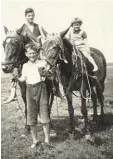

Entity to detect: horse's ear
[4,26,9,35]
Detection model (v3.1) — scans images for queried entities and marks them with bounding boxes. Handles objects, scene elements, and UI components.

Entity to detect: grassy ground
[1,64,113,159]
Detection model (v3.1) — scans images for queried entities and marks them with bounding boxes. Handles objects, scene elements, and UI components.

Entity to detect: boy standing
[13,44,50,148]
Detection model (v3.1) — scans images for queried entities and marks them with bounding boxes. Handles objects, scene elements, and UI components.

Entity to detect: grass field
[1,64,113,159]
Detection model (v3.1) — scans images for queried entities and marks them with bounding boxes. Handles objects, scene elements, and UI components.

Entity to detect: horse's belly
[72,81,81,91]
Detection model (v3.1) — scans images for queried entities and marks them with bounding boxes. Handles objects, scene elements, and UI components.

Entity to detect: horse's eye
[12,41,15,44]
[53,46,57,49]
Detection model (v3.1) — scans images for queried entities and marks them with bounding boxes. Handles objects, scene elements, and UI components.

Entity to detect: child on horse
[60,18,98,72]
[70,18,98,72]
[13,43,50,149]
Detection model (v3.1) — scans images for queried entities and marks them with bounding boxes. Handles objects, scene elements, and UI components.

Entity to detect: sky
[1,0,113,62]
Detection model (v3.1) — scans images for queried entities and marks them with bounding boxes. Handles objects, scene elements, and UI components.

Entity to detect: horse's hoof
[85,134,95,145]
[50,129,57,137]
[99,114,105,124]
[92,115,99,122]
[67,128,74,134]
[21,134,26,138]
[85,134,91,140]
[74,127,84,139]
[74,127,82,134]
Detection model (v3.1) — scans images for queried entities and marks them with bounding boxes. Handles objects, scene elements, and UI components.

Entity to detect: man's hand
[12,68,19,81]
[12,73,19,81]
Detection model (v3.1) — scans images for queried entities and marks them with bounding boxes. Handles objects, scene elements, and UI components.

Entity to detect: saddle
[72,46,95,76]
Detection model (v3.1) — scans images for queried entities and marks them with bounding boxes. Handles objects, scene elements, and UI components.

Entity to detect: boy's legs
[82,50,98,72]
[30,125,38,148]
[42,123,50,143]
[39,82,50,143]
[26,84,39,148]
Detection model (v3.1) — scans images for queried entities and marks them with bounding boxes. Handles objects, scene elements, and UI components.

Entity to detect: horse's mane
[62,38,73,53]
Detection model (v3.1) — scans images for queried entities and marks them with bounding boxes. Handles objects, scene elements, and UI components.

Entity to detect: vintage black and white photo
[1,0,113,158]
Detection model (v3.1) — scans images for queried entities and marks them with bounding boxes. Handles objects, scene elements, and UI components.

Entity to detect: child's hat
[71,18,83,25]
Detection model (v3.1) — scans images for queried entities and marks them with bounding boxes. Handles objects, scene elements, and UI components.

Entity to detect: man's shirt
[20,59,46,84]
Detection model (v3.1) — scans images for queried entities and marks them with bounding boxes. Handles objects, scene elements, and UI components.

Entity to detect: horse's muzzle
[1,64,13,73]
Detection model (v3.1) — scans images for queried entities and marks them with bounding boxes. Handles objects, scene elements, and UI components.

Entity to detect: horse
[1,28,55,134]
[41,34,107,137]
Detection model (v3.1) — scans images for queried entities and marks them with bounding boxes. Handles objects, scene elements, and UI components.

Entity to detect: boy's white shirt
[26,21,34,33]
[19,59,46,84]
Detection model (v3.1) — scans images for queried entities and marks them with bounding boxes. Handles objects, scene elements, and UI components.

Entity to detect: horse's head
[42,35,71,73]
[2,28,27,73]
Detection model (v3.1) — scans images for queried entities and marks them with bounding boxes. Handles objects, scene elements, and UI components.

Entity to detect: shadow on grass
[49,112,113,143]
[89,113,113,133]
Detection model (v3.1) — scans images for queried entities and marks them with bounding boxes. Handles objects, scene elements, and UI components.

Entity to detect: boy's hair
[25,8,35,16]
[25,43,37,53]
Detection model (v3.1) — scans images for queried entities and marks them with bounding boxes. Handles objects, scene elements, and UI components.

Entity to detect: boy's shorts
[26,81,50,125]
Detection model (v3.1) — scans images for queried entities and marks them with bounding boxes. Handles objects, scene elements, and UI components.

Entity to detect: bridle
[42,37,65,71]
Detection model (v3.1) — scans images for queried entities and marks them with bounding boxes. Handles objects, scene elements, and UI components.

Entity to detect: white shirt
[20,59,46,84]
[26,22,34,33]
[26,24,34,33]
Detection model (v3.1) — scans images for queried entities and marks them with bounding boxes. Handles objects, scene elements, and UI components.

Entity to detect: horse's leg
[48,92,54,129]
[80,83,89,134]
[96,83,105,118]
[18,82,30,133]
[100,82,105,93]
[48,92,57,136]
[65,91,75,132]
[90,87,98,121]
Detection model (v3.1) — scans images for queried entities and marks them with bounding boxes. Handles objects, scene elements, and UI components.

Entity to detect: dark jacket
[16,23,47,44]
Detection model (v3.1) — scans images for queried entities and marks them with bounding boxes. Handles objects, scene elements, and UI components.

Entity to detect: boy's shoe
[64,59,68,63]
[93,65,98,72]
[93,67,98,72]
[30,141,40,149]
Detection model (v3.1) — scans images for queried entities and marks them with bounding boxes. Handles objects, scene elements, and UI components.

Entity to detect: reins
[74,48,92,100]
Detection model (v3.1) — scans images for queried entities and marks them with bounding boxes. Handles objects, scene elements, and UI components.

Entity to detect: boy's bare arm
[12,73,26,82]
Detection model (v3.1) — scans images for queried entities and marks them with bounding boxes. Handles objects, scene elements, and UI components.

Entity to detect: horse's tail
[101,53,107,83]
[91,47,107,91]
[99,52,107,93]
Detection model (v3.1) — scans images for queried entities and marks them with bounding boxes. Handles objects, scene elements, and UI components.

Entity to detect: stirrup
[88,75,97,80]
